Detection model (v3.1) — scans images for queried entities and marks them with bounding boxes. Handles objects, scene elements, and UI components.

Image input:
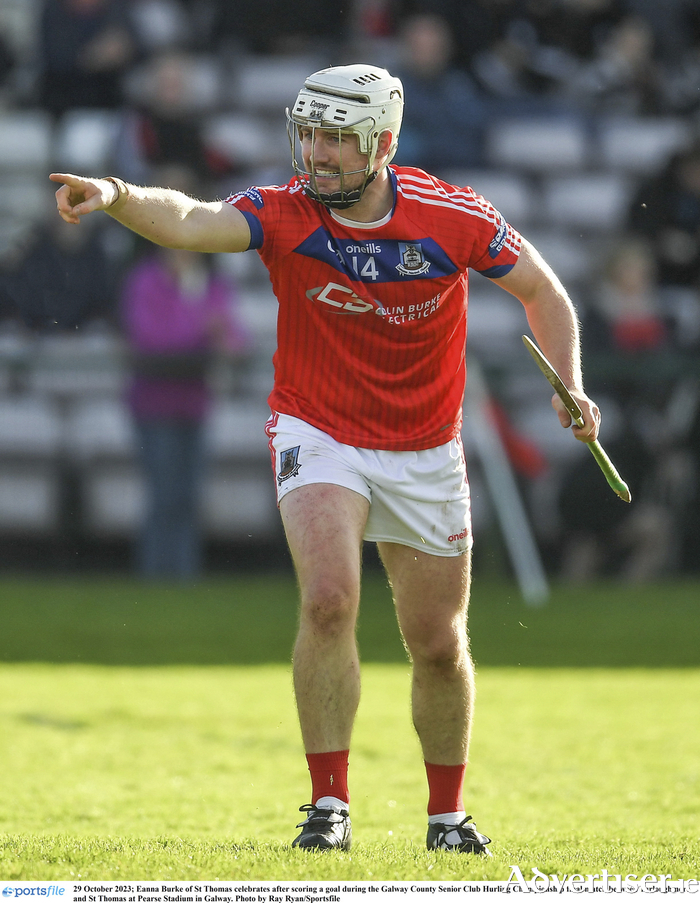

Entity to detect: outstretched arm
[50,172,252,254]
[493,238,601,443]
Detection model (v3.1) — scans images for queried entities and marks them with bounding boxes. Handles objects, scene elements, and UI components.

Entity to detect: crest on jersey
[278,446,302,484]
[396,242,430,276]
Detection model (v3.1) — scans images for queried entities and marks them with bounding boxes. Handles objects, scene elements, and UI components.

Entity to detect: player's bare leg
[280,482,369,850]
[377,543,490,854]
[379,543,474,763]
[282,482,369,753]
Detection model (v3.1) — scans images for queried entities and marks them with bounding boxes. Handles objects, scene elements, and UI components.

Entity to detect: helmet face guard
[286,115,378,209]
[286,64,403,209]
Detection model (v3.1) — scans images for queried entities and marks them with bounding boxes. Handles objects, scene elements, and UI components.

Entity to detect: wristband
[103,176,129,211]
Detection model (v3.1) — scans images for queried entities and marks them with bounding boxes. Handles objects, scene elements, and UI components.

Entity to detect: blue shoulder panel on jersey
[293,228,458,283]
[240,210,264,250]
[480,262,516,278]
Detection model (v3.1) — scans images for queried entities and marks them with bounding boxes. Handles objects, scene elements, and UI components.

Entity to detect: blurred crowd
[0,0,698,580]
[7,0,700,119]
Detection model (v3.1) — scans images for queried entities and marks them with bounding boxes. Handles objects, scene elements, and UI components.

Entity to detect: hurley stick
[522,335,631,503]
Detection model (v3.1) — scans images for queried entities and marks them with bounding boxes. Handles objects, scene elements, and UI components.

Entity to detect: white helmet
[286,64,404,208]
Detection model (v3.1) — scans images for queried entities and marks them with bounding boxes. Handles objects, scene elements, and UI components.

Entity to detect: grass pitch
[0,573,698,880]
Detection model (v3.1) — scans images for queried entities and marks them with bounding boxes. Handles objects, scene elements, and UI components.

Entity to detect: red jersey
[225,166,522,451]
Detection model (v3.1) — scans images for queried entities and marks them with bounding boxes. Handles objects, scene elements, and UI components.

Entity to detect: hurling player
[52,64,600,854]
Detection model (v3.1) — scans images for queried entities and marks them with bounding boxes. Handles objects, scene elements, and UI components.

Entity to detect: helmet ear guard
[286,64,404,209]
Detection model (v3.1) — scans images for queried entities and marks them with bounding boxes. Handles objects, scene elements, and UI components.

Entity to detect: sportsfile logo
[2,889,65,897]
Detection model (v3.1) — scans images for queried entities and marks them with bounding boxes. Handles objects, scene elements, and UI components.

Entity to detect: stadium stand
[0,0,698,575]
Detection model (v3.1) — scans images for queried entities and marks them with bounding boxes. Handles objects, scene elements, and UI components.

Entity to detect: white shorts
[265,412,472,557]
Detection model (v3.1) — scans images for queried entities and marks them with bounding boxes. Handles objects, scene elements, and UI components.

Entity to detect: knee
[404,620,470,670]
[300,580,359,637]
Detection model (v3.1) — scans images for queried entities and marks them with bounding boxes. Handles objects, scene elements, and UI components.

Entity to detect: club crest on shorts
[396,242,430,276]
[278,445,302,484]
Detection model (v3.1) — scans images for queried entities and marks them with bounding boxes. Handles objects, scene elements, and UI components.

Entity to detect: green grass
[1,573,699,667]
[0,664,698,880]
[0,574,699,880]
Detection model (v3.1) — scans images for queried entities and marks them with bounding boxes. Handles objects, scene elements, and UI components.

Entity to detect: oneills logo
[448,528,469,543]
[396,242,430,276]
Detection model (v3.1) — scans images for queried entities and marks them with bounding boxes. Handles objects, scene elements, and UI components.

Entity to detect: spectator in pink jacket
[122,235,250,579]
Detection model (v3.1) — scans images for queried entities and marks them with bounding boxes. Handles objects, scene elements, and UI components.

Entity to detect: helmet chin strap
[312,171,378,210]
[306,129,378,209]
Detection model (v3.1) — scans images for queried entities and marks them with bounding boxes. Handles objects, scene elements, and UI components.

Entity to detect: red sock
[306,750,350,805]
[425,761,466,816]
